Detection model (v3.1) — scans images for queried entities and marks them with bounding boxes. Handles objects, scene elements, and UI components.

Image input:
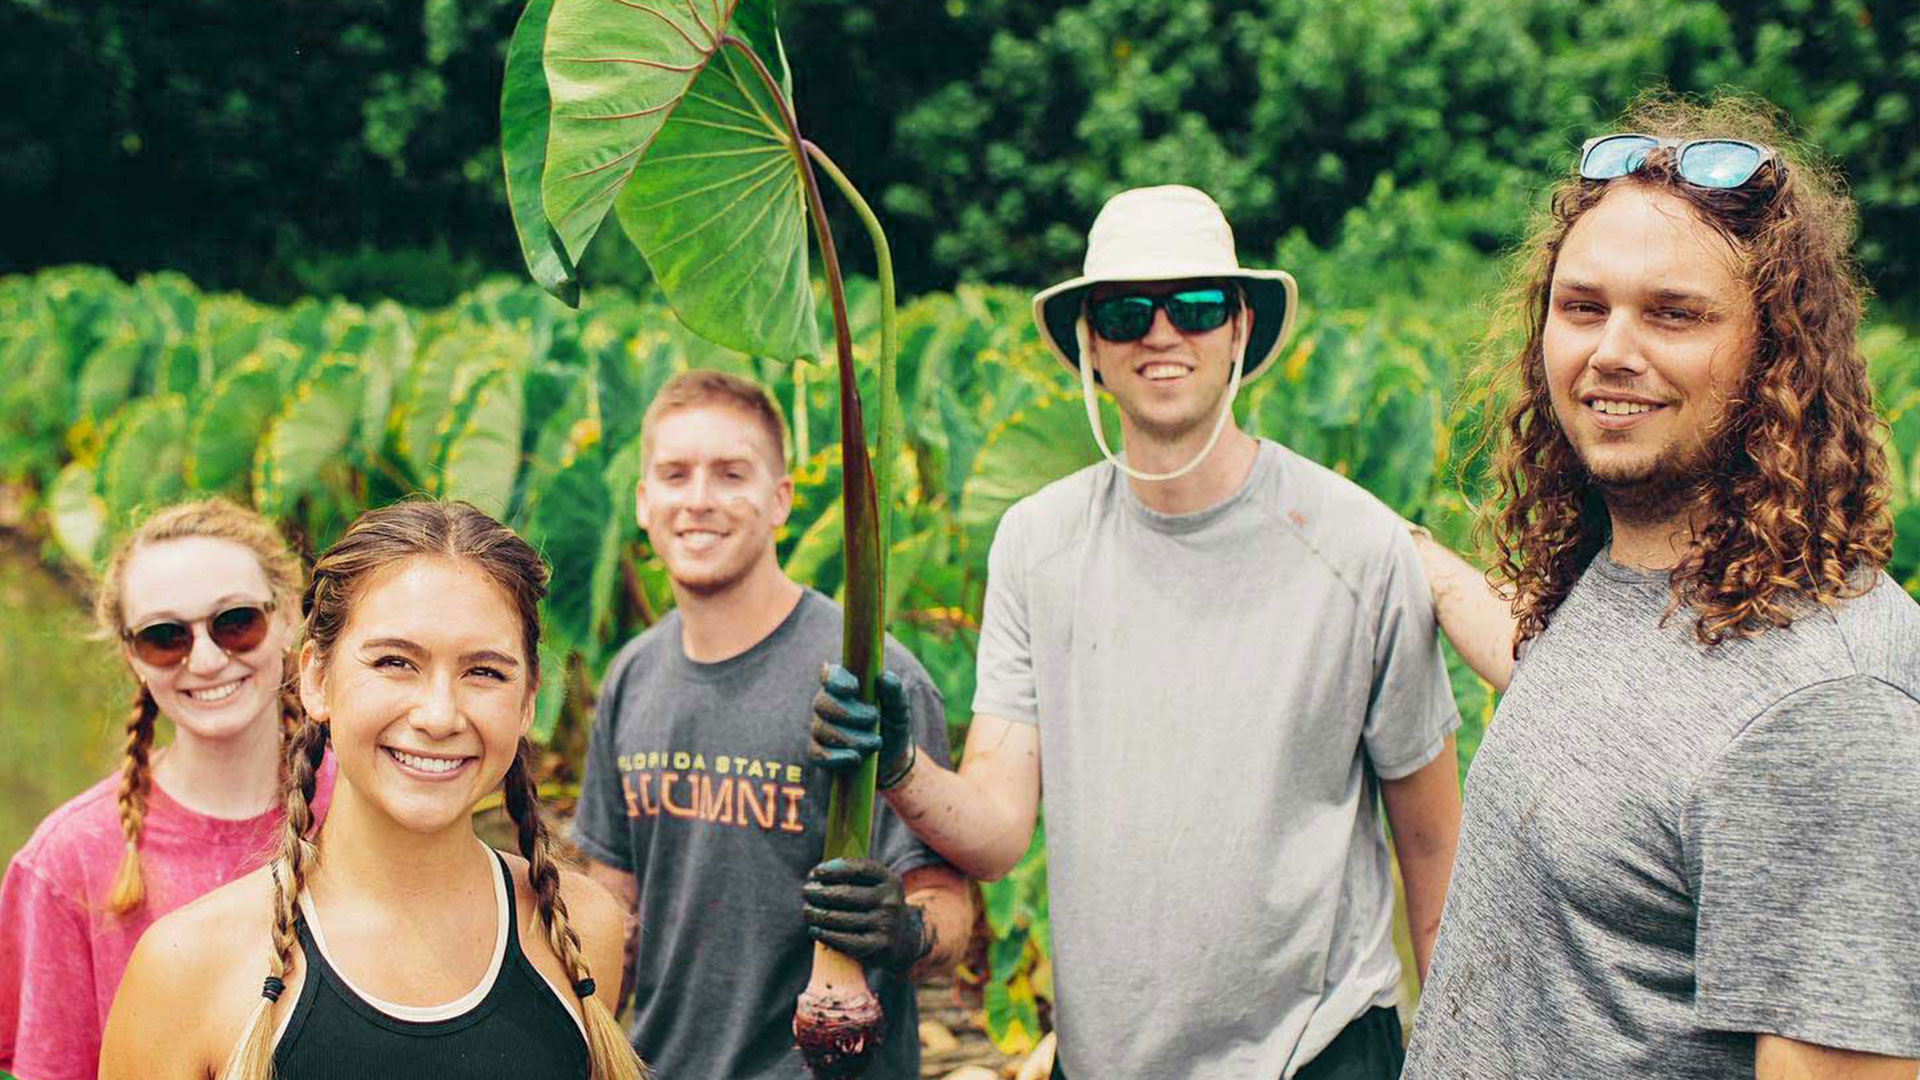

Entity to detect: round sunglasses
[1579,133,1778,190]
[1086,287,1236,343]
[122,601,277,668]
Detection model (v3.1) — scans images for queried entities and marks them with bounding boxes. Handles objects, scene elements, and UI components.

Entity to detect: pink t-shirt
[0,752,335,1080]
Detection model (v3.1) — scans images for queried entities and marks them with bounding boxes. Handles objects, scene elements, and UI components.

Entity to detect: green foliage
[860,0,1920,296]
[8,2,1916,299]
[976,827,1051,1056]
[6,263,1917,1051]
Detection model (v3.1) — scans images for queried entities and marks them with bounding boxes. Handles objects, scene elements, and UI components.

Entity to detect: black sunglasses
[122,601,277,668]
[1087,287,1236,343]
[1579,133,1779,190]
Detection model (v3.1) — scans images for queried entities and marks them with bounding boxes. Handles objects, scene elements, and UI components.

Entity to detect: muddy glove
[808,663,917,789]
[802,857,930,973]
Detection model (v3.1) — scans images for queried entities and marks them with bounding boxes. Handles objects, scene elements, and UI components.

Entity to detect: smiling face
[120,536,293,743]
[1086,278,1249,444]
[637,403,793,597]
[300,556,533,835]
[1544,185,1759,506]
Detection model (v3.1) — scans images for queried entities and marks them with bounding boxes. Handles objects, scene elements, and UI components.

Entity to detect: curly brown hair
[1485,91,1892,648]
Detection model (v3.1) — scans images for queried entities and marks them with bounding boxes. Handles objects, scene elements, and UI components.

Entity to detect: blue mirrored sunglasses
[1578,133,1778,190]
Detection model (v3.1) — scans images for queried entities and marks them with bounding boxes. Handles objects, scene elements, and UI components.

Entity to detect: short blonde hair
[640,369,788,472]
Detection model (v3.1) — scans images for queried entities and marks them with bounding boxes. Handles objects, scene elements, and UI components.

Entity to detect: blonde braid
[219,718,328,1080]
[105,685,161,915]
[503,740,647,1080]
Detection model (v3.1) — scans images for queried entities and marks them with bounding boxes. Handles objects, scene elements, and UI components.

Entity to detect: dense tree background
[4,0,1915,304]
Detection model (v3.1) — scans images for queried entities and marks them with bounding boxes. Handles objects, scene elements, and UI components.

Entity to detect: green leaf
[75,332,148,422]
[99,396,189,531]
[357,301,415,459]
[254,360,364,518]
[185,358,283,493]
[436,364,525,519]
[49,462,107,569]
[501,0,580,306]
[527,444,618,651]
[593,335,647,457]
[542,0,762,264]
[531,638,568,745]
[981,967,1041,1056]
[396,329,509,480]
[959,390,1107,563]
[612,41,816,359]
[540,0,815,359]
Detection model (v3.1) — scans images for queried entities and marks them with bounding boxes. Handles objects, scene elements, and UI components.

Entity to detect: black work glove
[802,857,930,973]
[808,663,917,789]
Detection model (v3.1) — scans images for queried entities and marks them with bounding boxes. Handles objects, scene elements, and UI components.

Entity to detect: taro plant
[502,0,906,1071]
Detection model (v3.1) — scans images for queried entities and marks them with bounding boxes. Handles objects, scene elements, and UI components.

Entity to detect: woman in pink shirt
[0,498,333,1080]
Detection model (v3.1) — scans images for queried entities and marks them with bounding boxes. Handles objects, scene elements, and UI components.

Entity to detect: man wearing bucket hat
[810,185,1465,1079]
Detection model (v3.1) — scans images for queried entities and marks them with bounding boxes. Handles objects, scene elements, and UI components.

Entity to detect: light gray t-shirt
[973,439,1460,1079]
[1404,553,1920,1079]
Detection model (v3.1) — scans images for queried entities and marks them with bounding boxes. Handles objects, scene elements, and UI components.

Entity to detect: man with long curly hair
[1402,94,1920,1078]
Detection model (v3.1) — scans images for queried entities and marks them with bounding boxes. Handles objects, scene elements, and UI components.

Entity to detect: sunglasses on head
[122,601,276,668]
[1086,287,1237,343]
[1579,133,1779,190]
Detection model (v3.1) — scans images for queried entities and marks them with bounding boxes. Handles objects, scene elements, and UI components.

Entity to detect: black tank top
[271,848,591,1079]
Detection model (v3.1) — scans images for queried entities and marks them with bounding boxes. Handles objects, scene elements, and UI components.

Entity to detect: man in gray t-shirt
[1404,102,1920,1078]
[811,186,1464,1079]
[574,370,972,1079]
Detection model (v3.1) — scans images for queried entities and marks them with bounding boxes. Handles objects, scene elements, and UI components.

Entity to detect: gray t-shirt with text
[572,589,952,1080]
[1403,554,1920,1078]
[973,439,1460,1079]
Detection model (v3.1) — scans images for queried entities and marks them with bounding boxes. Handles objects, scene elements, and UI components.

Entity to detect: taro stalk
[501,0,900,1073]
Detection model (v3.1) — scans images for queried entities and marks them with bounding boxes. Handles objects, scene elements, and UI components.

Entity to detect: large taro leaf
[501,0,579,306]
[540,0,815,359]
[75,330,148,423]
[100,396,189,531]
[436,364,526,519]
[958,391,1110,567]
[254,360,363,518]
[357,301,415,459]
[186,358,284,494]
[527,443,619,653]
[613,44,815,360]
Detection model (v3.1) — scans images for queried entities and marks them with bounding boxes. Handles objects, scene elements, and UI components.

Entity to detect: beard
[1578,431,1724,528]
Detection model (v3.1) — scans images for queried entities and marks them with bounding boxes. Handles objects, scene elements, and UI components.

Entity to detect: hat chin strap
[1075,314,1247,483]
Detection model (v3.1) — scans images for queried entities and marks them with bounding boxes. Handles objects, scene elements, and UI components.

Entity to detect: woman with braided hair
[0,498,335,1080]
[100,500,643,1080]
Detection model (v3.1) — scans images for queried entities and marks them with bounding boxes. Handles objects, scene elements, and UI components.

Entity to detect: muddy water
[0,541,127,864]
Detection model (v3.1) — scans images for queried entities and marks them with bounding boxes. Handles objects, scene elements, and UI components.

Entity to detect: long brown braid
[503,741,647,1080]
[104,686,161,913]
[93,498,305,917]
[218,715,329,1080]
[220,500,644,1080]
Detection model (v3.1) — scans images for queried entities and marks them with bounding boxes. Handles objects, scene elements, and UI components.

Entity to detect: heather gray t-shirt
[1404,554,1920,1078]
[572,589,952,1080]
[973,439,1460,1079]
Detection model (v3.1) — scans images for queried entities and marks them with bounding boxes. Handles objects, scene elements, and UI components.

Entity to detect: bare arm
[1755,1036,1918,1080]
[881,713,1041,881]
[560,868,636,1012]
[581,859,638,1003]
[901,864,973,980]
[1408,527,1518,692]
[1379,735,1462,985]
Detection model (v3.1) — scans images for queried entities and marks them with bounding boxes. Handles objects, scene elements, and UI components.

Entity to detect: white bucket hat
[1032,185,1298,381]
[1031,185,1299,481]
